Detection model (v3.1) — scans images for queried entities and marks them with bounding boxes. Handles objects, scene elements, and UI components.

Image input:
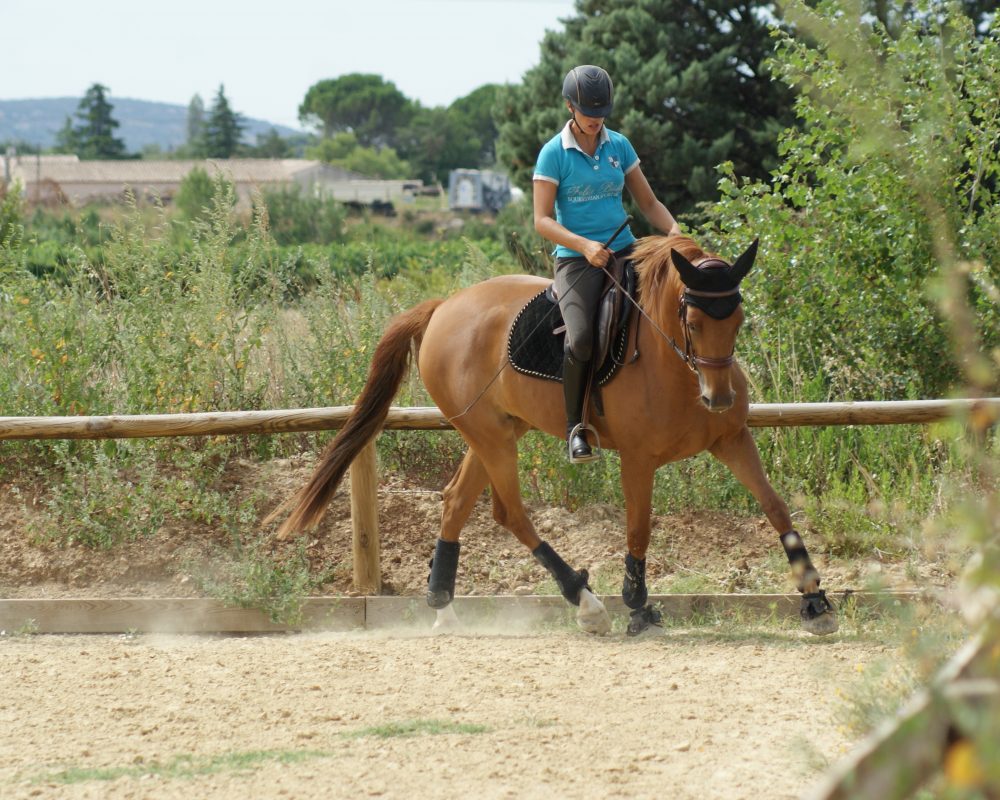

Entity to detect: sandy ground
[0,456,946,799]
[0,626,890,800]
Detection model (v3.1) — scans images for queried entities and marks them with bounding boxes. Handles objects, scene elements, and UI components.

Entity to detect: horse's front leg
[709,427,838,635]
[620,455,663,636]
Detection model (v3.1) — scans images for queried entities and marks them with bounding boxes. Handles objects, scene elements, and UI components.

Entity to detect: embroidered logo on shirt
[566,182,621,202]
[608,155,620,169]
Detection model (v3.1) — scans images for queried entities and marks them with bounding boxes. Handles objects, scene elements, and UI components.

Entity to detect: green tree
[307,132,360,162]
[186,94,206,156]
[72,83,128,159]
[396,106,481,185]
[202,85,244,159]
[495,0,795,219]
[251,128,292,158]
[868,0,996,36]
[704,0,1000,399]
[449,84,502,165]
[175,167,234,221]
[259,186,345,244]
[53,116,78,155]
[305,132,411,179]
[298,74,414,148]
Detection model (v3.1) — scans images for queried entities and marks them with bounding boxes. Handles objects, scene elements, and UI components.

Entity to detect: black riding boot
[562,352,597,463]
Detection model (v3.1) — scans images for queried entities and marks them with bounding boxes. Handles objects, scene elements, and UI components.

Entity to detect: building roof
[6,156,363,184]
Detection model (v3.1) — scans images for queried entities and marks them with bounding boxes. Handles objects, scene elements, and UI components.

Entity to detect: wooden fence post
[349,438,381,594]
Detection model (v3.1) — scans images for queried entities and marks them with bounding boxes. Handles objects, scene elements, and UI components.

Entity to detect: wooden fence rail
[1,399,997,593]
[0,399,997,441]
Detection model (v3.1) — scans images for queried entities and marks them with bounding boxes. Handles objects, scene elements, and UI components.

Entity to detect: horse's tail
[267,298,445,539]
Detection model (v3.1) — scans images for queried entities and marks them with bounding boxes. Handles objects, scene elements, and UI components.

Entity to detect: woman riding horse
[266,71,838,638]
[533,65,681,464]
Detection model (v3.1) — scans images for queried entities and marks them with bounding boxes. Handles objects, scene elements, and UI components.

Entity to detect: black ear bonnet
[669,240,758,319]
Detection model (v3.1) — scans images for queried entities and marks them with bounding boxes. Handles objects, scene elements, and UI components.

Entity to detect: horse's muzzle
[701,391,736,412]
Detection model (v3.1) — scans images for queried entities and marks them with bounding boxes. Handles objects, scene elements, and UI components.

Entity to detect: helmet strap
[570,109,603,138]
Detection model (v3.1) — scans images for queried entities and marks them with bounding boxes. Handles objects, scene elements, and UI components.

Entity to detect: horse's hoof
[800,591,839,636]
[627,604,663,637]
[576,588,612,635]
[431,604,461,633]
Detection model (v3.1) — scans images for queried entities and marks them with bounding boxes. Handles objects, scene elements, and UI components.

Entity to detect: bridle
[660,257,742,376]
[597,258,742,378]
[675,280,741,375]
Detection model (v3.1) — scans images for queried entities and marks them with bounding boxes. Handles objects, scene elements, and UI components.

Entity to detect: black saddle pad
[507,282,633,386]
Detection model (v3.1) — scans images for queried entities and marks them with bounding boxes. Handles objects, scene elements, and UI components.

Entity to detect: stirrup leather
[567,422,601,464]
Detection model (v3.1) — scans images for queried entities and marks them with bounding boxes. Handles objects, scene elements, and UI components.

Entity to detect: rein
[599,263,740,376]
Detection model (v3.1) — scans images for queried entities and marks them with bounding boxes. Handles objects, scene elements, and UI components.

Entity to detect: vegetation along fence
[1,398,997,594]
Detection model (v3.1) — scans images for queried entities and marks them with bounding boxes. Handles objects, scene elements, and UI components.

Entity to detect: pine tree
[53,115,78,155]
[186,94,206,155]
[202,85,244,159]
[73,84,127,159]
[495,0,795,219]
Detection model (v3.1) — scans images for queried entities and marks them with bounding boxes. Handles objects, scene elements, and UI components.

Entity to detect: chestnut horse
[268,234,838,636]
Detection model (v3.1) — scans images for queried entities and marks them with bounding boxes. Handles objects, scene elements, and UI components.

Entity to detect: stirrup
[567,423,601,464]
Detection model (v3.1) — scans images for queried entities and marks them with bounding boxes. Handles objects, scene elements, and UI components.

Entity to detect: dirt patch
[0,455,951,601]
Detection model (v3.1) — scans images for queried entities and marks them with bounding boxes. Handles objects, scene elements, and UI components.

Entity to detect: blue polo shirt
[533,121,640,258]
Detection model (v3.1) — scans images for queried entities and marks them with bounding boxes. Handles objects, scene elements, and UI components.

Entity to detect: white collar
[560,120,610,153]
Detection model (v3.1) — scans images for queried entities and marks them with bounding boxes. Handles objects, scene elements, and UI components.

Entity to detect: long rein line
[596,262,692,370]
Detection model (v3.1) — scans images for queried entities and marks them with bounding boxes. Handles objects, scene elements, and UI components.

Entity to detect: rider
[533,65,681,463]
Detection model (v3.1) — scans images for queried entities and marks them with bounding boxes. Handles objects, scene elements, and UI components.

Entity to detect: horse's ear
[728,238,759,284]
[670,249,702,288]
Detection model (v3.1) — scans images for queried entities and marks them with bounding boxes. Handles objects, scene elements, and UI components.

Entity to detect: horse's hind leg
[427,448,491,629]
[460,422,610,635]
[710,427,838,635]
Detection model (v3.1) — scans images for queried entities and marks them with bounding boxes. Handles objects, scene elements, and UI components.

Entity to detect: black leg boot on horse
[563,351,599,464]
[622,553,662,636]
[426,538,462,630]
[533,540,610,634]
[780,530,838,635]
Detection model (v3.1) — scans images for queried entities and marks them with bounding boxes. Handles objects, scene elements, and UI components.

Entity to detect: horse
[267,234,838,636]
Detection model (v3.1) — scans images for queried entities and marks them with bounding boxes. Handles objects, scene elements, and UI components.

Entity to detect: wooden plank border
[0,591,924,635]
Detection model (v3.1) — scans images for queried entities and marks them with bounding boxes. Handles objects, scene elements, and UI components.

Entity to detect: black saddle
[507,260,638,389]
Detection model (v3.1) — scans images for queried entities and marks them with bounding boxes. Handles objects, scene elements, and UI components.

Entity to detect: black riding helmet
[562,65,614,118]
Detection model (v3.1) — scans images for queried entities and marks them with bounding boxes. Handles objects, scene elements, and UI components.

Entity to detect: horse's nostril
[704,394,734,412]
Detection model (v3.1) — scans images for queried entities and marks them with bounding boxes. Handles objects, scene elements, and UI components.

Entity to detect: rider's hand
[581,240,611,268]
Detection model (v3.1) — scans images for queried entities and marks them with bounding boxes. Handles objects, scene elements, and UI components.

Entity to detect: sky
[1,0,578,130]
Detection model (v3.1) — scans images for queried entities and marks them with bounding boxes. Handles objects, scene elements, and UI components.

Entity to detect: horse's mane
[631,235,714,317]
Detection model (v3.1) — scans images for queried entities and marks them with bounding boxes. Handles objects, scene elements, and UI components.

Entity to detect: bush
[259,186,345,245]
[176,168,234,222]
[701,0,1000,401]
[0,181,25,251]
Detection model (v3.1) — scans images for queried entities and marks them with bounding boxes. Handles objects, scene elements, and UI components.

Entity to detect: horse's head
[669,239,758,412]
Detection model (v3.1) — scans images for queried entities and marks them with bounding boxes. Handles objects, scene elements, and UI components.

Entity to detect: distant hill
[0,97,305,152]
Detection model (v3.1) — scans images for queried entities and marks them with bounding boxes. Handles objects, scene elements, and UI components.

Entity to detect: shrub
[176,168,234,222]
[702,0,1000,401]
[258,186,345,245]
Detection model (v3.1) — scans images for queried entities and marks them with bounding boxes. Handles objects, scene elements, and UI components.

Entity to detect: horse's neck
[642,274,697,380]
[646,273,684,345]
